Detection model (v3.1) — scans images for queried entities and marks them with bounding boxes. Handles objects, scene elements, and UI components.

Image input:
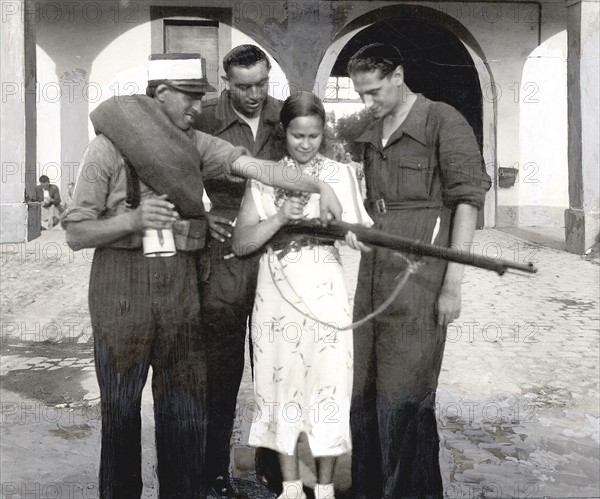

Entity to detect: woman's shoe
[314,483,335,499]
[277,480,306,499]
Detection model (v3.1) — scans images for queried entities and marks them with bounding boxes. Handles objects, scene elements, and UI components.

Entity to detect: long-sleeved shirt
[193,91,287,219]
[62,131,247,248]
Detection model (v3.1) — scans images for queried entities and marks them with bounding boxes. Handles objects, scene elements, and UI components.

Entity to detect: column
[565,0,600,253]
[0,0,39,242]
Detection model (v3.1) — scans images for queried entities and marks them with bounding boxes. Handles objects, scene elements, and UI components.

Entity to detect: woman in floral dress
[233,91,372,499]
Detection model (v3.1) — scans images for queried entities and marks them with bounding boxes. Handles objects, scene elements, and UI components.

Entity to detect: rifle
[274,220,537,276]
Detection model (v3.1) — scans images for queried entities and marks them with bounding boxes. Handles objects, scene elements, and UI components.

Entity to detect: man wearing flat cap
[63,53,341,499]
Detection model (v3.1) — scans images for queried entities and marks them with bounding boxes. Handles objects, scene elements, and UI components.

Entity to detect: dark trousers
[89,248,207,499]
[351,247,447,499]
[200,243,259,481]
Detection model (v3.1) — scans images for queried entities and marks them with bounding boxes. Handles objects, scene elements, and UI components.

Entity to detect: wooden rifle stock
[276,220,538,276]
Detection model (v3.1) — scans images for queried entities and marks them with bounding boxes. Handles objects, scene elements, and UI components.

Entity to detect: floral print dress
[247,154,372,457]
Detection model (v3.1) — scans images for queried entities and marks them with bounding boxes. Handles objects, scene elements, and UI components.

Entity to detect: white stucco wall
[516,30,569,226]
[87,19,152,138]
[464,6,539,216]
[33,3,291,193]
[36,46,61,184]
[580,8,600,215]
[32,0,573,230]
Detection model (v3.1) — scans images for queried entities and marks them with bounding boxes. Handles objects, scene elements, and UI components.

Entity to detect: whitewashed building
[1,0,598,253]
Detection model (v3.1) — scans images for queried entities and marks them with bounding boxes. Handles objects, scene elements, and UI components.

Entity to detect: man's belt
[366,198,443,215]
[106,218,207,252]
[172,218,207,251]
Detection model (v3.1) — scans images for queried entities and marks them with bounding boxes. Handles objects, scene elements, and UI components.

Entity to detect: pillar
[0,0,39,242]
[565,0,600,253]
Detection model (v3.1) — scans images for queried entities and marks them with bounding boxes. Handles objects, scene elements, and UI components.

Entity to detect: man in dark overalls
[193,44,287,498]
[346,44,491,498]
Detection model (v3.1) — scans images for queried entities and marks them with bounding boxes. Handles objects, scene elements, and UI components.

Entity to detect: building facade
[1,0,598,253]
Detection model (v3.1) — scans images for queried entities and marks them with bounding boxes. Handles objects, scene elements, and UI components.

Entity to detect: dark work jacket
[193,92,287,220]
[355,95,491,295]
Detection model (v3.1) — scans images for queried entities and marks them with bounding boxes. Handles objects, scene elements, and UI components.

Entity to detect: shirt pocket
[392,156,434,201]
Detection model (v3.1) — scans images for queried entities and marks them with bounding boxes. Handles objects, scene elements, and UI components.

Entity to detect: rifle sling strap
[124,157,141,209]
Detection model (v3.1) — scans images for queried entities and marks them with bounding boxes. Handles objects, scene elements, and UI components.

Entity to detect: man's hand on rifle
[345,231,372,253]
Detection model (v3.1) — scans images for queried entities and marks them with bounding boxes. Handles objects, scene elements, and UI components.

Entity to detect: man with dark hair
[63,53,340,499]
[346,43,491,498]
[35,175,61,229]
[193,43,286,499]
[222,43,272,77]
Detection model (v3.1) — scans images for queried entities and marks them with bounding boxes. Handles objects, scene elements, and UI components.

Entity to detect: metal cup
[142,229,176,257]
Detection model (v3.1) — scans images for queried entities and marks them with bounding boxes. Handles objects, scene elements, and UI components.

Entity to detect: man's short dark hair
[347,43,405,78]
[146,84,158,98]
[223,44,271,75]
[39,175,50,183]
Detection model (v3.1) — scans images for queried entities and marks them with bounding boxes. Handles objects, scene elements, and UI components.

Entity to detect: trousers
[351,233,448,499]
[200,240,259,480]
[89,247,207,498]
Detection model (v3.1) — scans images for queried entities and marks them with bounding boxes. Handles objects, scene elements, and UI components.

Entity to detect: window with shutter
[164,20,220,93]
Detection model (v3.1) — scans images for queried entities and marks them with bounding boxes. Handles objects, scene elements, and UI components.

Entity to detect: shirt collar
[214,91,280,129]
[356,94,430,148]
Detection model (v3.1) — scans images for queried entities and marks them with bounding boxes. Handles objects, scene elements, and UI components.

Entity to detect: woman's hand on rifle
[278,198,306,224]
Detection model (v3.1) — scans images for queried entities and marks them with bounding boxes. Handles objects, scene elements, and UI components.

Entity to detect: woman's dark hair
[280,91,326,131]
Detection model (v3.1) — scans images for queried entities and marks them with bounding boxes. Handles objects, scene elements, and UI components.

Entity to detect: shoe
[276,492,307,499]
[276,480,306,499]
[314,483,335,499]
[208,475,235,498]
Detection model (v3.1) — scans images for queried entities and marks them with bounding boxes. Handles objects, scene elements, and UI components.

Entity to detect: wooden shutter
[164,20,220,94]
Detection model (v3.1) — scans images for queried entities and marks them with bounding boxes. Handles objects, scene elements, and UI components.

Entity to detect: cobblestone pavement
[1,228,598,498]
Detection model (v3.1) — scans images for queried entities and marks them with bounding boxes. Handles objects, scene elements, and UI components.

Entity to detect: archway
[316,6,496,227]
[35,5,289,190]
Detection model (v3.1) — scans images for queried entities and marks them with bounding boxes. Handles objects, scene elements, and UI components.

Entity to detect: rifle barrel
[280,220,537,276]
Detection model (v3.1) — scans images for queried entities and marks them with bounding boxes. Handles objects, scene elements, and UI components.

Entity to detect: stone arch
[315,4,497,226]
[34,5,288,187]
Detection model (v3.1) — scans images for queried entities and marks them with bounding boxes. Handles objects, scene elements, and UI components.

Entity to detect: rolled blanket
[90,95,205,219]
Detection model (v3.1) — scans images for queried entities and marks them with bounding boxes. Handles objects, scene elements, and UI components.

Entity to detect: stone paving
[1,228,598,498]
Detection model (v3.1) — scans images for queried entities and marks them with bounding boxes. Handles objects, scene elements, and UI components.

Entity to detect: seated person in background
[35,175,61,229]
[233,91,372,499]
